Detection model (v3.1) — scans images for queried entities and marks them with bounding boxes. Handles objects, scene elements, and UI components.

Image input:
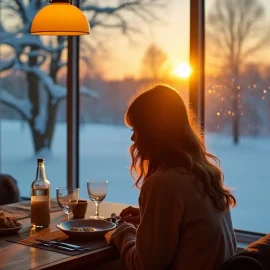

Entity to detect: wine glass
[87,181,108,219]
[56,187,79,220]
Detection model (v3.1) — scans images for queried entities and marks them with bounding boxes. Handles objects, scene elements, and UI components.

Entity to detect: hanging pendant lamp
[30,0,90,36]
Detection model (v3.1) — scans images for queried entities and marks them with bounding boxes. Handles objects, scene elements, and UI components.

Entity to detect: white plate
[56,219,116,239]
[0,224,23,236]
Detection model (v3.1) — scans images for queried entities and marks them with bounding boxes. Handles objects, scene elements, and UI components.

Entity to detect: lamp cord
[49,0,72,4]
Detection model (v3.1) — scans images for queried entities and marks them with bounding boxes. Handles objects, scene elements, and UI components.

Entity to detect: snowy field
[1,120,269,233]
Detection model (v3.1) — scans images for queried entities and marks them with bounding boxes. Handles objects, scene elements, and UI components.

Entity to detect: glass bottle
[31,158,50,228]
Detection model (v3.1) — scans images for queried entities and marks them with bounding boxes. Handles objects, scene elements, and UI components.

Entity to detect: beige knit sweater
[110,167,237,270]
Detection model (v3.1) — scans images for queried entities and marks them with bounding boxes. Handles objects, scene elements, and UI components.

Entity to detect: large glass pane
[0,1,67,198]
[205,0,270,232]
[79,0,190,205]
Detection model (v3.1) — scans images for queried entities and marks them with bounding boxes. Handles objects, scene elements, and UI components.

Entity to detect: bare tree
[0,0,166,155]
[207,0,270,144]
[141,43,168,80]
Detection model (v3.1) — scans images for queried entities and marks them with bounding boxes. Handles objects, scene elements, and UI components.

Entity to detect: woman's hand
[119,206,140,226]
[109,223,137,250]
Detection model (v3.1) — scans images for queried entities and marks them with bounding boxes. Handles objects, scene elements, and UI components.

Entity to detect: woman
[110,84,237,270]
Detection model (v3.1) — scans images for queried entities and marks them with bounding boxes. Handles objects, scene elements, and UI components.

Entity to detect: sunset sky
[93,0,190,80]
[88,0,270,80]
[0,0,269,81]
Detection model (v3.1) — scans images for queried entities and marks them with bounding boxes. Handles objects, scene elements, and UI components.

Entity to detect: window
[205,0,270,233]
[0,1,67,197]
[78,0,190,203]
[1,0,267,236]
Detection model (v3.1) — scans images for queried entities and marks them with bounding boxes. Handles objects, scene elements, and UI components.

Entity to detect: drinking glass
[87,181,108,219]
[56,187,79,220]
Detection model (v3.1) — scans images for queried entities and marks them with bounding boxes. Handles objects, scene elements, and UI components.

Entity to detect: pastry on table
[0,211,21,228]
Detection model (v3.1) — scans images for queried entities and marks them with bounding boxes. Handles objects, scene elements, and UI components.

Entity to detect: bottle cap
[37,158,45,163]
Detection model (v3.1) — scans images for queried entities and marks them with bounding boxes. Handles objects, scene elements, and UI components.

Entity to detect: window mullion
[189,0,205,132]
[67,0,80,189]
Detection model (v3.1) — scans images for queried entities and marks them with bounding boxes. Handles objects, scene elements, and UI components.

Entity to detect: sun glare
[173,62,192,79]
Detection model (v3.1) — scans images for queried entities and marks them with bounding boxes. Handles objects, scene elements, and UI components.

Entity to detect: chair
[221,234,270,270]
[0,174,20,205]
[221,256,264,270]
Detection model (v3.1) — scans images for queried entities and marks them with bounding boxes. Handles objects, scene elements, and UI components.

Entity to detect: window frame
[67,0,80,189]
[189,0,205,131]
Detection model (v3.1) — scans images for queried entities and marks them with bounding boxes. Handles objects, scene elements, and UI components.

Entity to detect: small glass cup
[56,187,79,220]
[87,181,108,219]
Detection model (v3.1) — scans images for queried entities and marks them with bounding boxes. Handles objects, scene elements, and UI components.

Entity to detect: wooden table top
[0,201,129,270]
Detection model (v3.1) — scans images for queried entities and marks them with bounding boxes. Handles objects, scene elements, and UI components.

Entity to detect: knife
[35,238,89,251]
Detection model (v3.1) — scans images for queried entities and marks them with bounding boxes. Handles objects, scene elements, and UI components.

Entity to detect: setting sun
[173,62,192,79]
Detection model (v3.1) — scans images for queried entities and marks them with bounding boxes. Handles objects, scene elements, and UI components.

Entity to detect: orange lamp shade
[30,1,90,36]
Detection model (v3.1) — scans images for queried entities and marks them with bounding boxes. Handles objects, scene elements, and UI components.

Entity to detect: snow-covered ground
[1,120,269,233]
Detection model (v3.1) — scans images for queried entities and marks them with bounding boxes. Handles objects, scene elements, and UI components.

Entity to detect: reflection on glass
[206,0,270,232]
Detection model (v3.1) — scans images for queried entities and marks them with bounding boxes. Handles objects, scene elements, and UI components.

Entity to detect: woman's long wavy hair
[125,84,236,211]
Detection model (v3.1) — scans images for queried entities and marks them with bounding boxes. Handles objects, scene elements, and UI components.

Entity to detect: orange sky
[1,0,269,81]
[85,0,270,81]
[85,0,190,80]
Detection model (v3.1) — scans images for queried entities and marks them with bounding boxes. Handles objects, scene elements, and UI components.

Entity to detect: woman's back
[140,167,237,270]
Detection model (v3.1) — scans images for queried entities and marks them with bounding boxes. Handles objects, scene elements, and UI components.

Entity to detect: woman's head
[126,84,198,161]
[125,84,236,211]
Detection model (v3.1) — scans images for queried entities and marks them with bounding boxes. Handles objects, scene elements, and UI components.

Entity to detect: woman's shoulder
[142,167,193,191]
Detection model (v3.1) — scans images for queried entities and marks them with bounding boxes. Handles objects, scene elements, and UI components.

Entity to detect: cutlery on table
[35,238,89,251]
[38,241,75,251]
[104,213,121,225]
